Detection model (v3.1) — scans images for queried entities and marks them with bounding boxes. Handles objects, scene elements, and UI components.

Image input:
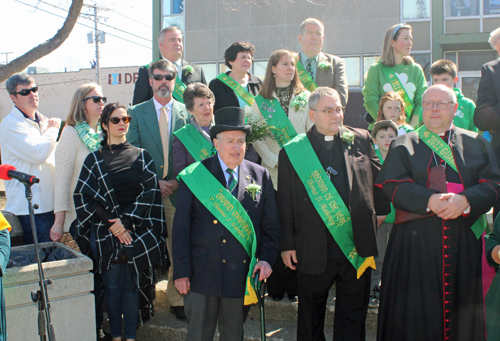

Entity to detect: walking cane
[254,270,266,341]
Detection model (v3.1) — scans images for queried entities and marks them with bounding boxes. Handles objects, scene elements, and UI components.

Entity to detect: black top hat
[210,107,252,140]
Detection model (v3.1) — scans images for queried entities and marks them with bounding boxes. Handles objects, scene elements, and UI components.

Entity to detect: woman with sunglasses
[362,23,427,129]
[73,103,167,341]
[51,83,107,338]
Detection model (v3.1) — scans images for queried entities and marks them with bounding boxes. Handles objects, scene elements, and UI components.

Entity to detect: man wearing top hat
[172,106,280,340]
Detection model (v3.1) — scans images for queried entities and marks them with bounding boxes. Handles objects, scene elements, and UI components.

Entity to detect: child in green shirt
[430,59,477,132]
[369,120,398,308]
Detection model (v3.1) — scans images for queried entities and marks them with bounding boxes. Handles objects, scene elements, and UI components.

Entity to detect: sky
[0,0,153,72]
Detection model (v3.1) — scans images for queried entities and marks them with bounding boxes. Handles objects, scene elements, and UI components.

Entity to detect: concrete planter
[4,242,95,340]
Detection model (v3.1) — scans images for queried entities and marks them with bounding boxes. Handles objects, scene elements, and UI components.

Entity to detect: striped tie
[226,168,237,194]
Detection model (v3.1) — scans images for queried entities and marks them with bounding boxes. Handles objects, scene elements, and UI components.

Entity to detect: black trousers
[267,255,298,297]
[297,257,371,341]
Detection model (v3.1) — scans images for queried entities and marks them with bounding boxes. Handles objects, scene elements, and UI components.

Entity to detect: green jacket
[453,88,477,132]
[362,61,427,130]
[127,98,188,206]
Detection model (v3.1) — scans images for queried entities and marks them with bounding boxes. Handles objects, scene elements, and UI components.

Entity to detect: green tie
[226,168,237,194]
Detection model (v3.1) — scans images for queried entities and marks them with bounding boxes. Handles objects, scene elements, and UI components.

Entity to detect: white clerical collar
[324,135,334,141]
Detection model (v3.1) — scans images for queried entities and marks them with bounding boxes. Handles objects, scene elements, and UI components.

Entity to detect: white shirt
[163,56,183,80]
[217,154,239,187]
[0,107,58,215]
[153,97,173,135]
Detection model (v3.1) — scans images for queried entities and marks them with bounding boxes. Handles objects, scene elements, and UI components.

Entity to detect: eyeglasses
[422,101,454,110]
[392,22,407,39]
[15,86,38,96]
[151,74,175,81]
[312,107,345,117]
[83,96,107,103]
[108,116,132,124]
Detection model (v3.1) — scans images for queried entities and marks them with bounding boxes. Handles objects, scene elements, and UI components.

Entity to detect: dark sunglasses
[108,116,132,124]
[151,74,175,81]
[15,86,38,96]
[83,96,107,103]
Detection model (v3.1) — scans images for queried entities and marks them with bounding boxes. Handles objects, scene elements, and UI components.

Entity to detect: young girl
[377,91,414,135]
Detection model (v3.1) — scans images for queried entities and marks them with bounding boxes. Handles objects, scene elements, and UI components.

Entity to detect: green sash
[173,124,214,161]
[254,95,298,148]
[178,162,259,305]
[417,126,487,239]
[379,63,415,117]
[173,77,186,103]
[216,73,255,106]
[284,134,375,278]
[295,57,318,93]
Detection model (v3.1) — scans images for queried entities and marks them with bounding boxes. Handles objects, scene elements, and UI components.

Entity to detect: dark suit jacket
[278,126,389,275]
[127,98,189,206]
[132,58,207,105]
[474,58,500,159]
[172,156,280,298]
[209,72,262,112]
[298,52,349,106]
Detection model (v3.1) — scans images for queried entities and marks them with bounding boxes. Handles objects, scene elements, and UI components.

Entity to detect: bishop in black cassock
[375,85,500,341]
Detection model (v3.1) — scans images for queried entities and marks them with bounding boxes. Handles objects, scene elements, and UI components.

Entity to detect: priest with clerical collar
[278,86,389,340]
[172,106,280,341]
[375,84,500,341]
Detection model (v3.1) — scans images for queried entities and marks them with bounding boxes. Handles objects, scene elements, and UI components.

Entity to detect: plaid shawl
[73,147,167,275]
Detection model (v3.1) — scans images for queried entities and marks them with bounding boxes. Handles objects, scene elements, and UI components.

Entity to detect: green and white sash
[173,124,214,161]
[178,162,259,305]
[380,63,415,117]
[173,77,187,104]
[284,134,375,278]
[417,126,487,239]
[295,57,318,93]
[254,95,298,148]
[216,73,255,106]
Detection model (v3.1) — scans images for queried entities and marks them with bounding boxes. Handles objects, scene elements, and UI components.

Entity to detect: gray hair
[158,26,182,44]
[299,18,324,35]
[148,59,177,78]
[6,73,35,95]
[489,27,500,49]
[422,84,457,104]
[309,87,341,109]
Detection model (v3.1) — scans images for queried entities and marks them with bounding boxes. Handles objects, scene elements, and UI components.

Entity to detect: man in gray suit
[297,18,349,106]
[127,59,189,320]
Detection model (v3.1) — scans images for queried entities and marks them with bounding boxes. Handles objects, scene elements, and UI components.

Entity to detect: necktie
[159,106,170,179]
[306,58,315,78]
[226,168,238,194]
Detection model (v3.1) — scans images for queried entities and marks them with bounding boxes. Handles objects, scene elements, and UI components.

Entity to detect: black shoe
[288,294,298,301]
[170,305,187,320]
[270,294,284,301]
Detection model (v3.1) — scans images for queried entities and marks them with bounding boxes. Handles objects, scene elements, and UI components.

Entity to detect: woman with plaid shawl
[73,103,168,341]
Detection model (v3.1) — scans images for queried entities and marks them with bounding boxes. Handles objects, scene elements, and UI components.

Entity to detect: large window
[343,57,361,87]
[402,0,431,20]
[445,0,500,16]
[162,0,185,32]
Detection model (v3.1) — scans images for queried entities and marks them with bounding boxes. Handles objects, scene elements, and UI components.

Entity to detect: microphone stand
[24,182,56,341]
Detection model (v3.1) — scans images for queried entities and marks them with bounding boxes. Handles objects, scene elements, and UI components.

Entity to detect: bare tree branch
[0,0,84,83]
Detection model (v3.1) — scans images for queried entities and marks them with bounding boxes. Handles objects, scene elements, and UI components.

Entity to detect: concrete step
[153,280,378,332]
[136,305,377,341]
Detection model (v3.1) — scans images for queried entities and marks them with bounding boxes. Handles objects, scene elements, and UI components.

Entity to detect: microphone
[0,165,40,185]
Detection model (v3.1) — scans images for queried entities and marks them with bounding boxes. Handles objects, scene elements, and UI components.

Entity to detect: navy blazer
[172,156,280,298]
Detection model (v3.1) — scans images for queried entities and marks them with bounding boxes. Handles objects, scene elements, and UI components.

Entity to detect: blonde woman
[363,23,427,129]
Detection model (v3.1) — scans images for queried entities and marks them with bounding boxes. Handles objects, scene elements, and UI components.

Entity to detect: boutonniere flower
[341,130,355,149]
[318,62,332,72]
[184,65,194,75]
[245,183,261,200]
[290,92,308,111]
